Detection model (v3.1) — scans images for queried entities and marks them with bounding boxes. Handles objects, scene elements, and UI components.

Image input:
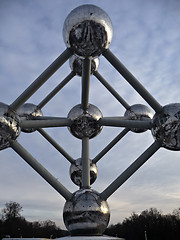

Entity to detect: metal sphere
[70,158,98,186]
[63,4,113,58]
[124,104,153,133]
[63,188,110,236]
[17,103,43,133]
[67,104,103,139]
[0,102,21,150]
[151,103,180,151]
[69,55,99,76]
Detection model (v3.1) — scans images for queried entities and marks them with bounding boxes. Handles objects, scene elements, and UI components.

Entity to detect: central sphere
[63,4,113,57]
[67,104,103,139]
[151,103,180,150]
[63,189,110,236]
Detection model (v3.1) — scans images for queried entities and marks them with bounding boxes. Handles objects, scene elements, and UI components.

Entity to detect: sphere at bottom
[63,189,110,236]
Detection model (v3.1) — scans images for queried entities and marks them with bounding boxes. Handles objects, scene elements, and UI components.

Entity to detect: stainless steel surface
[0,102,21,150]
[124,104,153,133]
[67,104,103,139]
[152,103,180,150]
[63,189,110,236]
[70,158,98,186]
[17,103,43,132]
[63,4,113,57]
[69,55,99,76]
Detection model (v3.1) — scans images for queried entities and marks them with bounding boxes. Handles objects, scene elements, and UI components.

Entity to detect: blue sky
[0,0,180,229]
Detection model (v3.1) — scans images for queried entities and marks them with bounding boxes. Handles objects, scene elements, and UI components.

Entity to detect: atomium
[69,55,99,76]
[124,104,153,133]
[67,104,103,139]
[63,189,110,236]
[152,103,180,150]
[70,158,98,186]
[0,102,21,150]
[17,103,43,133]
[63,4,113,57]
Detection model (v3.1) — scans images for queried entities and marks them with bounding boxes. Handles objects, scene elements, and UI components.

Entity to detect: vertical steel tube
[81,137,90,188]
[94,71,130,110]
[103,49,163,113]
[100,140,161,200]
[10,140,72,200]
[81,58,91,111]
[38,71,76,109]
[10,48,73,112]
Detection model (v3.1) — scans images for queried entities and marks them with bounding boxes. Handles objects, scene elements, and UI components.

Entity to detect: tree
[1,201,22,220]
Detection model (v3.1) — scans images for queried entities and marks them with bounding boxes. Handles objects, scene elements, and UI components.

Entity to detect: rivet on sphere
[67,104,103,139]
[151,103,180,151]
[124,104,153,133]
[63,4,113,57]
[0,102,21,150]
[63,188,110,236]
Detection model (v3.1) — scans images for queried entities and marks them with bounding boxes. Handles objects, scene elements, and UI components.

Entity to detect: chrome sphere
[17,103,43,133]
[0,102,21,150]
[69,55,99,76]
[151,103,180,150]
[63,4,113,57]
[63,188,110,235]
[70,158,98,186]
[124,104,153,133]
[67,104,103,139]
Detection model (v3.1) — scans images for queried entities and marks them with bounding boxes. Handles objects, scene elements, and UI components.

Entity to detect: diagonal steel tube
[21,118,71,129]
[103,49,163,113]
[10,48,73,112]
[94,71,130,110]
[81,137,90,189]
[37,71,76,109]
[100,140,162,200]
[10,140,72,200]
[99,117,152,129]
[81,58,91,111]
[92,128,129,164]
[38,128,75,164]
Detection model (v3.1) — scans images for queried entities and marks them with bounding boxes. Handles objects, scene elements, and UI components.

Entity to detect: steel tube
[38,71,76,109]
[81,137,90,188]
[92,128,129,164]
[10,48,73,112]
[21,118,71,129]
[38,128,75,164]
[94,71,130,109]
[100,140,162,200]
[103,49,163,113]
[10,140,72,200]
[99,117,152,129]
[81,58,91,111]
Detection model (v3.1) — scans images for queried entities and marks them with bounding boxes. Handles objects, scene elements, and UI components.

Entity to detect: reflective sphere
[69,55,99,76]
[17,103,43,133]
[152,103,180,150]
[68,104,103,139]
[124,104,153,133]
[70,158,98,186]
[63,189,110,236]
[63,4,113,57]
[0,102,21,150]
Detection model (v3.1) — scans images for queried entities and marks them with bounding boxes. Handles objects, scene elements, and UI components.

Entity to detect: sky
[0,0,180,230]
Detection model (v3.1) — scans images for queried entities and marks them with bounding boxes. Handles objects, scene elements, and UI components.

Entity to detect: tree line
[1,202,180,239]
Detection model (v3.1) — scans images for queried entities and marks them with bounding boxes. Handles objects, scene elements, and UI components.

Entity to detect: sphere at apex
[63,188,110,235]
[63,4,113,57]
[67,104,103,139]
[151,103,180,150]
[17,103,43,133]
[70,158,98,186]
[124,104,153,133]
[69,55,99,76]
[0,102,21,150]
